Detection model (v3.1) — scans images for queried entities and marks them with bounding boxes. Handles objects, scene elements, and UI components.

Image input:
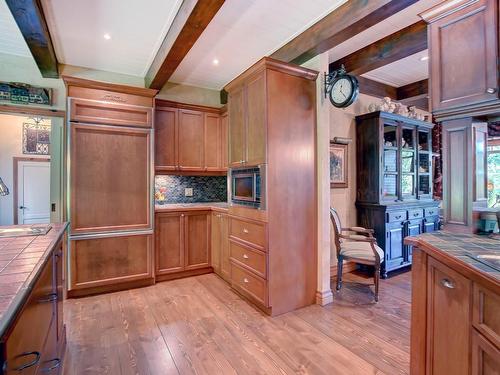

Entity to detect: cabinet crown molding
[419,0,480,23]
[62,75,158,98]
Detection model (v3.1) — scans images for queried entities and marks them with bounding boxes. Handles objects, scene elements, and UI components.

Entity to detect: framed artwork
[23,122,51,155]
[330,142,348,188]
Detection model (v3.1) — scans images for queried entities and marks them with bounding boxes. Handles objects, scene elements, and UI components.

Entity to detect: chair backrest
[329,208,342,258]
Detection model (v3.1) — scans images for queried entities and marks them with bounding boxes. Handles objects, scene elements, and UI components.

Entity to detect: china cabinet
[355,111,440,276]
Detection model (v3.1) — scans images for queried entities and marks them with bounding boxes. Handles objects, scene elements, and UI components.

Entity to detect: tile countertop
[0,222,68,338]
[155,202,229,213]
[405,231,500,284]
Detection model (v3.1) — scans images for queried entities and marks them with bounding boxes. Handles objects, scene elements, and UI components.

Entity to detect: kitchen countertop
[0,222,68,338]
[155,202,229,213]
[405,231,500,286]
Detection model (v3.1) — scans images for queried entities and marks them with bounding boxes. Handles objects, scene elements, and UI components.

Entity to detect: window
[487,140,500,207]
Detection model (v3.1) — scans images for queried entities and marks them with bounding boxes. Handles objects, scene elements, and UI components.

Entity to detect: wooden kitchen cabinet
[422,0,499,114]
[155,211,212,280]
[228,70,266,167]
[155,100,227,173]
[211,212,230,281]
[220,111,228,169]
[472,330,500,375]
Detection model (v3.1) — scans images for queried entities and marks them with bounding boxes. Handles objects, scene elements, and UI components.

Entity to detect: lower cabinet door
[53,241,64,351]
[36,320,60,375]
[220,214,231,281]
[424,216,439,233]
[426,257,471,375]
[156,213,184,275]
[70,234,153,290]
[385,222,405,272]
[406,219,422,263]
[184,211,211,270]
[471,329,500,375]
[211,212,222,274]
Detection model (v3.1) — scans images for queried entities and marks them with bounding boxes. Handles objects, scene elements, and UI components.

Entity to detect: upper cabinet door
[220,112,228,170]
[70,123,151,234]
[427,0,498,111]
[204,113,221,171]
[246,71,267,166]
[155,107,178,171]
[178,109,205,171]
[228,86,246,167]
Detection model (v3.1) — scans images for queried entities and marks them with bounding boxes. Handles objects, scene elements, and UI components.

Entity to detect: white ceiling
[328,0,441,88]
[169,0,347,90]
[362,50,429,87]
[40,0,183,77]
[0,0,32,58]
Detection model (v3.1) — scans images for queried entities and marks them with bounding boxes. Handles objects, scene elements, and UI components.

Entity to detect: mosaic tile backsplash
[155,175,227,204]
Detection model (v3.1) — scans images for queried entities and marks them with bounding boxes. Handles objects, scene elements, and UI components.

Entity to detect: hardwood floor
[63,271,411,374]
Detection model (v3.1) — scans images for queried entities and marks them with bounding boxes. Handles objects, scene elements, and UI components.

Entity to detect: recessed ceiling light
[103,33,111,40]
[420,55,429,61]
[212,58,219,66]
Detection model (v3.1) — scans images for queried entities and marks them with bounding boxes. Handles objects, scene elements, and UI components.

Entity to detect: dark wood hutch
[355,111,440,277]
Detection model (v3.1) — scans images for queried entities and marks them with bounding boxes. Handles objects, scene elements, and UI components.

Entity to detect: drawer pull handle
[6,351,40,371]
[242,228,249,234]
[440,278,455,289]
[38,293,58,303]
[40,358,61,373]
[243,278,249,283]
[243,254,249,259]
[413,212,419,217]
[486,87,497,94]
[395,215,402,219]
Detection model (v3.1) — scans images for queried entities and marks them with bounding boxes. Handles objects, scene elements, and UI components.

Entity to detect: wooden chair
[330,208,383,302]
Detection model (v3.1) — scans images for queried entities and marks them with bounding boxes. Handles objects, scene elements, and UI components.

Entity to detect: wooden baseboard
[330,261,358,278]
[67,278,155,298]
[316,290,334,306]
[155,267,213,282]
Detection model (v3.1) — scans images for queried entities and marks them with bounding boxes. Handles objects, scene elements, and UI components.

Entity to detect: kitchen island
[405,232,499,375]
[0,223,68,374]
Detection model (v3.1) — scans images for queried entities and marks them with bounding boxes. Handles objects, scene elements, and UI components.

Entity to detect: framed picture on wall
[330,141,348,188]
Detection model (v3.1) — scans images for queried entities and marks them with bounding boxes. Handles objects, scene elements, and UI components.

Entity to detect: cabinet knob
[243,254,249,259]
[440,278,455,289]
[243,278,249,283]
[242,228,249,234]
[181,214,185,217]
[486,88,497,94]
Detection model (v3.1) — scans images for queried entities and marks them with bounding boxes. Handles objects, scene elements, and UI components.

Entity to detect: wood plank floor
[63,271,411,375]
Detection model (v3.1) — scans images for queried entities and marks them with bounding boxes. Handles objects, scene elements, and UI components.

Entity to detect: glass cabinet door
[417,129,432,198]
[383,124,399,200]
[401,127,416,198]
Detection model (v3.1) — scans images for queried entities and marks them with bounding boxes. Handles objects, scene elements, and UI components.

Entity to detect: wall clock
[325,65,359,108]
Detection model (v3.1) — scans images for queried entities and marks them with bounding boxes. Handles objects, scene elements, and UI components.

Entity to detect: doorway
[14,158,51,224]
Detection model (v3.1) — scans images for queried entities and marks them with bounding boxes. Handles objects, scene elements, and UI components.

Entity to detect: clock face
[329,75,359,108]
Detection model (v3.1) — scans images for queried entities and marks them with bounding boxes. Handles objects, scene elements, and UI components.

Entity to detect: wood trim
[62,76,158,98]
[13,157,50,225]
[397,79,429,101]
[155,99,222,114]
[154,169,227,176]
[225,57,318,92]
[145,0,225,89]
[330,261,358,277]
[67,277,155,298]
[155,267,213,282]
[358,76,398,99]
[271,0,420,64]
[329,21,428,76]
[410,248,428,375]
[419,0,480,22]
[0,104,65,118]
[5,0,58,78]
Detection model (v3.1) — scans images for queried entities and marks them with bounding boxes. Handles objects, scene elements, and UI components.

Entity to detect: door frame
[13,157,50,224]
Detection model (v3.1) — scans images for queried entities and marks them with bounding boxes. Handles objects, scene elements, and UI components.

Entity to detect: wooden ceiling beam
[5,0,59,78]
[145,0,225,90]
[329,20,427,76]
[271,0,420,65]
[396,79,428,100]
[357,76,397,99]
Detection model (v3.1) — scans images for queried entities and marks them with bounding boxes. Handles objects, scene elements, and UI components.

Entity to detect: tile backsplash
[155,175,227,204]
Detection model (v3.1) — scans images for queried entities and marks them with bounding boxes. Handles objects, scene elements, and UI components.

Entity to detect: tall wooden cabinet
[211,211,230,282]
[64,76,157,297]
[224,57,318,316]
[421,0,499,117]
[355,111,440,277]
[155,100,228,173]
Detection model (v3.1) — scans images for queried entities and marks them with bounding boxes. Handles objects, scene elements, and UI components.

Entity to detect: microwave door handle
[253,173,257,202]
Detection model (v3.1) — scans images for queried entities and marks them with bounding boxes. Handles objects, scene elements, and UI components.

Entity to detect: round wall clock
[325,66,359,108]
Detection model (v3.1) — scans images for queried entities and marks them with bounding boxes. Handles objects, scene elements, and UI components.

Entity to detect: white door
[17,161,51,224]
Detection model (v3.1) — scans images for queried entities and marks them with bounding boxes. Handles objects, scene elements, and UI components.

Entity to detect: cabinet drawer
[231,262,267,307]
[4,257,55,374]
[230,240,267,278]
[471,329,500,375]
[408,209,423,220]
[229,217,266,250]
[387,210,406,223]
[473,283,500,347]
[424,207,439,217]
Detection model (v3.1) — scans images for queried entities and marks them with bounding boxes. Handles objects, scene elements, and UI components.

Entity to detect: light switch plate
[185,188,193,197]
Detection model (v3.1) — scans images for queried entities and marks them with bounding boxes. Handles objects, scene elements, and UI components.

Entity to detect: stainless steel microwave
[229,165,266,209]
